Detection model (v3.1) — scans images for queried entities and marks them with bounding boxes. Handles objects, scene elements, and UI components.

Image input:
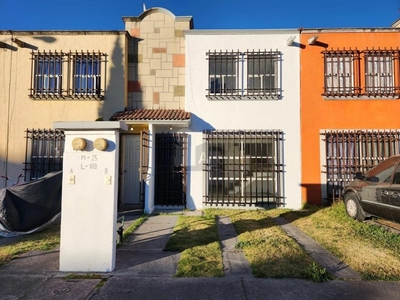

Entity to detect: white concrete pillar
[54,121,127,272]
[144,124,156,214]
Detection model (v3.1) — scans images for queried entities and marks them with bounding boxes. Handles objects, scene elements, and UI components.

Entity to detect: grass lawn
[0,224,61,266]
[164,215,224,277]
[282,202,400,280]
[166,209,331,281]
[165,203,400,281]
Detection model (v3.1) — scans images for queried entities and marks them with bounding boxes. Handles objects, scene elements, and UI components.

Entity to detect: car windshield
[365,157,399,183]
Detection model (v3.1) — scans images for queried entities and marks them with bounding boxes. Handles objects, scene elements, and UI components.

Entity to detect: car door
[360,157,398,220]
[384,161,400,223]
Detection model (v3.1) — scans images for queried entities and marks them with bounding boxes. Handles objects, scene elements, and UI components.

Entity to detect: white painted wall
[184,30,302,210]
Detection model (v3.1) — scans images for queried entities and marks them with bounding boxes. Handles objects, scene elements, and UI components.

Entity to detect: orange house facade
[300,27,400,205]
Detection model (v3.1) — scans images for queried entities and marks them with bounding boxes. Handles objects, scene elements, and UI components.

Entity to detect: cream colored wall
[0,31,128,187]
[124,9,190,109]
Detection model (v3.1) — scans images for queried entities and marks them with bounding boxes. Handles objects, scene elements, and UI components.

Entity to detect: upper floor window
[73,53,102,97]
[30,50,107,99]
[207,50,281,100]
[247,53,279,97]
[209,53,238,95]
[364,49,397,97]
[323,50,361,97]
[33,51,66,96]
[323,48,400,98]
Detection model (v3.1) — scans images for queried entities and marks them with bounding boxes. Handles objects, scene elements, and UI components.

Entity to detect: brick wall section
[128,81,141,92]
[125,9,190,109]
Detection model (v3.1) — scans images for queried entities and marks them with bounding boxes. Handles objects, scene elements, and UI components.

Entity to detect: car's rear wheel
[344,193,365,221]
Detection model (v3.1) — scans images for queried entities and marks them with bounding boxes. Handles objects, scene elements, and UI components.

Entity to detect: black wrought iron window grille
[24,129,65,181]
[30,50,106,99]
[323,49,361,97]
[322,129,400,200]
[207,50,281,100]
[364,49,400,97]
[203,130,285,207]
[322,48,400,98]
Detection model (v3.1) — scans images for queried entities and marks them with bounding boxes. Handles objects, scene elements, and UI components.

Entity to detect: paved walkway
[1,212,400,299]
[217,216,252,277]
[274,217,361,280]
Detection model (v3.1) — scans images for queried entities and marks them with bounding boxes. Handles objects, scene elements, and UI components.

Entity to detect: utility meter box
[54,121,127,272]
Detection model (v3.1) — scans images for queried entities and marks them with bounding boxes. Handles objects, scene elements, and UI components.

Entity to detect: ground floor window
[322,129,400,200]
[203,130,284,207]
[24,129,65,181]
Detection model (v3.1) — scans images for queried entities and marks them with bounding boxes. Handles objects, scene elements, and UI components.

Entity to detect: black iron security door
[155,133,188,206]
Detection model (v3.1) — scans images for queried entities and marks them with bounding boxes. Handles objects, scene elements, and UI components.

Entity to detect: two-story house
[0,29,128,188]
[184,30,302,210]
[109,8,302,212]
[300,25,400,205]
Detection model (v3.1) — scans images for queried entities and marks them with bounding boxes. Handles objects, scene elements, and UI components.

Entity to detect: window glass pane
[210,78,221,93]
[324,53,354,94]
[74,56,101,95]
[393,165,400,184]
[34,56,61,94]
[209,54,237,95]
[365,53,394,93]
[366,157,398,183]
[225,76,236,92]
[247,77,259,90]
[247,53,276,95]
[263,76,274,90]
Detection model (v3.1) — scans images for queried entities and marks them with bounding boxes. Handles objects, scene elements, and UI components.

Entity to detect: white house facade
[182,30,302,210]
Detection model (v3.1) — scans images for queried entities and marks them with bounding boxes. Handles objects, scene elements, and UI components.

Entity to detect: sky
[0,0,399,31]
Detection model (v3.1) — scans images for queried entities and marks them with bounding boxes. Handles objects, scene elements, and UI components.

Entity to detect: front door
[121,135,141,205]
[154,133,187,206]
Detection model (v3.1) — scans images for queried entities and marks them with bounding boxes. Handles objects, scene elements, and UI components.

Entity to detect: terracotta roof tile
[110,109,191,121]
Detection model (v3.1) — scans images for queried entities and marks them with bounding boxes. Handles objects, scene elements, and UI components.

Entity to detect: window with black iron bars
[30,50,106,99]
[207,50,281,100]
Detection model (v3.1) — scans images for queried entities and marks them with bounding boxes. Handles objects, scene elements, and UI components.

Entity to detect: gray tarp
[0,171,62,237]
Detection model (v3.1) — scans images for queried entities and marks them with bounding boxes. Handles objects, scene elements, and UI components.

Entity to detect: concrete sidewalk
[1,212,400,300]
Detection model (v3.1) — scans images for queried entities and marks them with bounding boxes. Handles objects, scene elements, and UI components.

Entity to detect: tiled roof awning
[110,109,191,127]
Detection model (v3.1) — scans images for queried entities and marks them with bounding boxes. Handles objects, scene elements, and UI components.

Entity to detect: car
[343,155,400,223]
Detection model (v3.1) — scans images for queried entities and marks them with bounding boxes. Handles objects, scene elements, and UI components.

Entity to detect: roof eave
[123,119,191,128]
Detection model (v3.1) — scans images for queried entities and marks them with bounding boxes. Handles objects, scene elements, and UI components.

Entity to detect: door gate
[155,133,188,206]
